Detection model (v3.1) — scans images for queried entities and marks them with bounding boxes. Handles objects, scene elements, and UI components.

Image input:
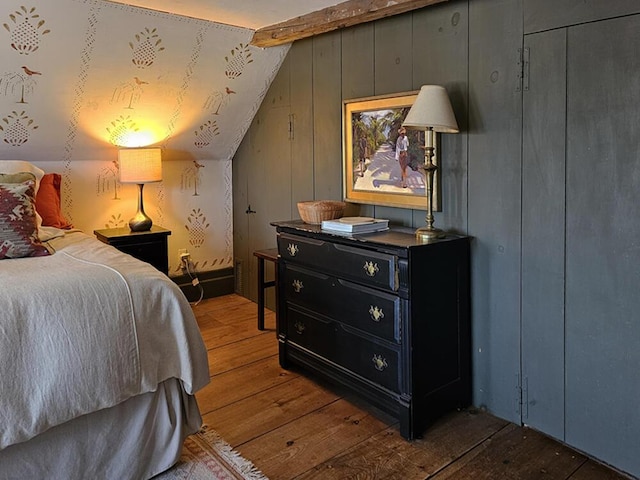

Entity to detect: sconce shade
[118,147,162,184]
[402,85,459,133]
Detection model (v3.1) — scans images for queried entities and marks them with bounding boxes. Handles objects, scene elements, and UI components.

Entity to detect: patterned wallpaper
[0,0,289,275]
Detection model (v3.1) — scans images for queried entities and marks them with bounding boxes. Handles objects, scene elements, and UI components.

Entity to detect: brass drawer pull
[363,261,379,277]
[369,305,384,322]
[287,243,299,256]
[294,321,305,335]
[372,354,388,371]
[292,279,304,293]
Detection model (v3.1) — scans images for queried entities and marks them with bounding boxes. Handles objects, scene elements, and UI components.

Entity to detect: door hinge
[516,47,530,92]
[288,113,295,140]
[515,374,529,420]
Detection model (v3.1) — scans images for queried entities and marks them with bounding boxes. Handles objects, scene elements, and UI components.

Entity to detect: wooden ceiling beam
[250,0,449,48]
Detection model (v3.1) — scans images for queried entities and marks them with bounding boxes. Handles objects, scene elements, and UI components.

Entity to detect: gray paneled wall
[467,0,523,423]
[232,0,640,476]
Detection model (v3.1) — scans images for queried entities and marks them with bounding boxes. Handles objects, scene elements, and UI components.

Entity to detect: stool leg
[257,257,265,330]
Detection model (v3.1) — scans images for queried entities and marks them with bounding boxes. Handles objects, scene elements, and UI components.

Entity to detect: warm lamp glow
[118,147,162,232]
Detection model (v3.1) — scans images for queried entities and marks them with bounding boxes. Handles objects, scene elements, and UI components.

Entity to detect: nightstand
[94,226,171,275]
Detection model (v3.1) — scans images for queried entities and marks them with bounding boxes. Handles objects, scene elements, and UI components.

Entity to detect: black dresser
[272,220,471,440]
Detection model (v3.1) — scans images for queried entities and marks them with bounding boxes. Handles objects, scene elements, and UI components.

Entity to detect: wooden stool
[253,248,279,330]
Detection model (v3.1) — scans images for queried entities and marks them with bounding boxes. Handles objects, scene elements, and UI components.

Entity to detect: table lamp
[118,147,162,232]
[403,85,459,242]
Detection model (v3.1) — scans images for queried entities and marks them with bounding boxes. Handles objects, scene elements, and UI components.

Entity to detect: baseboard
[171,267,234,303]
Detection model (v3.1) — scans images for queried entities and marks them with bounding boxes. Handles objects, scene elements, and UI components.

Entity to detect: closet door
[521,28,567,441]
[565,15,640,476]
[523,13,640,476]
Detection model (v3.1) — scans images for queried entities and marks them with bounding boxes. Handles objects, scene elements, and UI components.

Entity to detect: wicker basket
[297,200,346,224]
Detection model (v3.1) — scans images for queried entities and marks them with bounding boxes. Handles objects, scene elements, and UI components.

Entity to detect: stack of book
[321,217,389,234]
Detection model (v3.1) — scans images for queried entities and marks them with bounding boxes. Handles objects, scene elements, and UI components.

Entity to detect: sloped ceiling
[104,0,343,29]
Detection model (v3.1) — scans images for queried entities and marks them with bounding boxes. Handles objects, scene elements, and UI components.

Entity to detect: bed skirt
[0,378,202,480]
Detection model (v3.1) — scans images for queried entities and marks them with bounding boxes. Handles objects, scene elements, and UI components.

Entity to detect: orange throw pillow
[35,173,73,229]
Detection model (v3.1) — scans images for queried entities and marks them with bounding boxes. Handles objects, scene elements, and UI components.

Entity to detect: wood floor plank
[191,295,632,480]
[203,375,341,447]
[206,331,278,376]
[296,408,509,479]
[196,356,299,414]
[237,398,390,479]
[198,313,266,349]
[431,424,587,480]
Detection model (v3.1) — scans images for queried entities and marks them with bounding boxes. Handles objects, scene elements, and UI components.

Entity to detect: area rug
[157,425,268,480]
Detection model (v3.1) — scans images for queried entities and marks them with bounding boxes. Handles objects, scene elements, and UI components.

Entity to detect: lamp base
[129,212,152,232]
[415,226,445,243]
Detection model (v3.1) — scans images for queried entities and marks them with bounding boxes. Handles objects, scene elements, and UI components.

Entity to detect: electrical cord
[181,256,204,306]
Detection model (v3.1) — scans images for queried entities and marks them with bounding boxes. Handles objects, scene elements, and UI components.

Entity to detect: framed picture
[343,91,440,211]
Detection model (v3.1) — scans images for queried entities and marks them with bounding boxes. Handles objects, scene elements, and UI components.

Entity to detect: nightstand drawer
[282,263,401,343]
[278,232,397,291]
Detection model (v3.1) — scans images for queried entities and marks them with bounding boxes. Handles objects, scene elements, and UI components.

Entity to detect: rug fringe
[199,425,269,480]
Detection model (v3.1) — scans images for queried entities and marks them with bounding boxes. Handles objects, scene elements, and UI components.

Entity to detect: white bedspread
[0,231,210,450]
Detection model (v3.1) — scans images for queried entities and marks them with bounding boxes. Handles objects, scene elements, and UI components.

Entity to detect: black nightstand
[94,226,171,275]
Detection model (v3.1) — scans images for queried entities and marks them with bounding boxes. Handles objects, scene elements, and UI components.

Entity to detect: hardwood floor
[193,294,631,480]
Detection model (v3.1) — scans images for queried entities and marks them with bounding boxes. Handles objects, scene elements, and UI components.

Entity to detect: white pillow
[0,160,46,232]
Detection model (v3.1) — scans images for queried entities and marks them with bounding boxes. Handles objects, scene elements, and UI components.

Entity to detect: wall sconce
[118,147,162,232]
[403,85,459,242]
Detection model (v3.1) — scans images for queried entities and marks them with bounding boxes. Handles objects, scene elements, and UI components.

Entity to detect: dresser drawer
[278,233,397,291]
[335,323,401,393]
[286,307,401,393]
[282,263,401,343]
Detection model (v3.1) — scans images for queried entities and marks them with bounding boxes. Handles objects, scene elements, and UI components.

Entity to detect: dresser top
[271,220,468,250]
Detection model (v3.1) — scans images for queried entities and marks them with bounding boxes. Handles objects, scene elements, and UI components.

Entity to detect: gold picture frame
[343,91,439,211]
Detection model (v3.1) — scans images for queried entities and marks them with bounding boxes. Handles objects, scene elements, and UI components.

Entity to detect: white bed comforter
[0,231,210,450]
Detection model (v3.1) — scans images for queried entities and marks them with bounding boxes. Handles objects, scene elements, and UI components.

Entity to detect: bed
[0,161,210,479]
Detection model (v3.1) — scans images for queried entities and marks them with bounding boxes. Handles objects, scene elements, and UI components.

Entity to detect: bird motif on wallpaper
[203,86,236,115]
[3,6,51,55]
[111,78,147,109]
[21,66,41,76]
[181,159,205,196]
[96,160,120,200]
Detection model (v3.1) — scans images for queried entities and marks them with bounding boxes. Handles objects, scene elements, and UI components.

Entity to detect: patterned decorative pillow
[0,181,50,259]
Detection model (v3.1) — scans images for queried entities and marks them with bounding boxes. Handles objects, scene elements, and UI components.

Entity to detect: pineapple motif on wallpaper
[193,119,219,148]
[105,213,126,229]
[106,115,139,146]
[185,208,210,248]
[0,110,37,145]
[0,66,39,103]
[130,27,164,68]
[181,159,205,196]
[3,6,50,55]
[225,43,253,79]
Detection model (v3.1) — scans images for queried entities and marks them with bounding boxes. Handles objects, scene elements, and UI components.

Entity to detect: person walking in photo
[395,126,409,187]
[358,134,368,177]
